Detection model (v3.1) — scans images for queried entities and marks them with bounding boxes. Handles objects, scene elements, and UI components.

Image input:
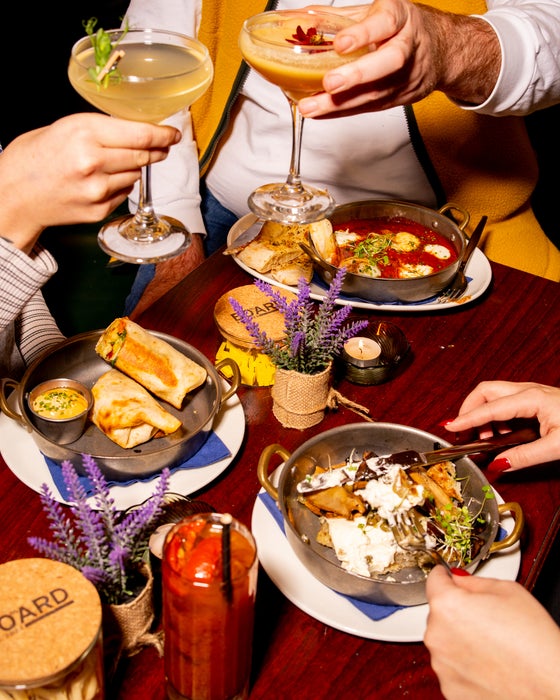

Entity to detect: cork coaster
[214,285,297,349]
[0,558,102,685]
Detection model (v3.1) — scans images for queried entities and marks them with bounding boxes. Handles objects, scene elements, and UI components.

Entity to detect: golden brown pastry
[91,369,182,449]
[95,317,207,409]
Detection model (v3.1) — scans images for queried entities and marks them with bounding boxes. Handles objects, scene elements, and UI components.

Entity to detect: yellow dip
[32,387,89,419]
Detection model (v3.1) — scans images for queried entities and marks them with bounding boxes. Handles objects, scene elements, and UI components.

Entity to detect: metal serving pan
[258,423,523,606]
[303,200,469,303]
[0,330,240,481]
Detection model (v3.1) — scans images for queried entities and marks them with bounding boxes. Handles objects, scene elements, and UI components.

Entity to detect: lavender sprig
[29,455,170,604]
[230,268,368,374]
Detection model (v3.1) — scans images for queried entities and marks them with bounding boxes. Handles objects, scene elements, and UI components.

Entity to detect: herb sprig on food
[433,485,494,565]
[83,16,128,88]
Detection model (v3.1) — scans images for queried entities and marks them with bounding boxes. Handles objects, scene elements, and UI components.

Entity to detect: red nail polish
[487,457,511,474]
[438,419,454,428]
[450,567,471,576]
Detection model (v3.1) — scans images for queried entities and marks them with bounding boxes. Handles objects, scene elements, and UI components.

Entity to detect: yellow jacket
[190,0,560,281]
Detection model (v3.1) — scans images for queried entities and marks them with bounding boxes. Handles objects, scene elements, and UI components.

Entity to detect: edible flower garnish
[83,16,128,87]
[287,25,333,46]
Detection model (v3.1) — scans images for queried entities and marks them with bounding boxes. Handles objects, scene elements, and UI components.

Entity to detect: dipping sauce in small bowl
[27,378,92,444]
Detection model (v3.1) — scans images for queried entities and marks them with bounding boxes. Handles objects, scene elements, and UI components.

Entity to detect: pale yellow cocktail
[69,40,212,123]
[68,27,213,263]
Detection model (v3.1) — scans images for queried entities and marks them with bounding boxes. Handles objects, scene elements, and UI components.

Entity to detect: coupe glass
[69,28,213,263]
[239,10,361,224]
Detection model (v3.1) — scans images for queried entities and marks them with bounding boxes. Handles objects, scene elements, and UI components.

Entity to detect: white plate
[0,387,245,511]
[251,475,520,643]
[228,213,492,312]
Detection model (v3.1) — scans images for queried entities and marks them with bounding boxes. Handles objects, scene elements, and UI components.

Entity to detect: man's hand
[299,0,500,118]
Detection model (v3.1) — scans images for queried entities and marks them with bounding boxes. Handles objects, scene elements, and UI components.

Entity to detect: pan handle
[488,502,525,554]
[257,444,292,501]
[215,358,241,403]
[0,378,27,428]
[438,203,470,231]
[299,241,337,284]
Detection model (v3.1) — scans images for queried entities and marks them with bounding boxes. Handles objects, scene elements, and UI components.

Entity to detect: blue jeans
[123,182,237,315]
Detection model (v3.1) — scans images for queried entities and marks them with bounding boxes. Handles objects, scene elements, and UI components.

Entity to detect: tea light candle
[343,337,382,366]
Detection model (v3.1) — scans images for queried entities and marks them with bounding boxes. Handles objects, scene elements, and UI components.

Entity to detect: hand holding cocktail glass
[239,10,363,224]
[68,22,213,263]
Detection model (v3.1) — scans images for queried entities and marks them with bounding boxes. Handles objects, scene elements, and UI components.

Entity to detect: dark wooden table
[1,251,559,699]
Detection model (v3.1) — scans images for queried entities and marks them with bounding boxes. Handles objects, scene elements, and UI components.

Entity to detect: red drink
[162,513,258,700]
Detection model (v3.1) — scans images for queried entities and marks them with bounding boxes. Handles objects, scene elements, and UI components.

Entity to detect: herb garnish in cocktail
[68,20,213,263]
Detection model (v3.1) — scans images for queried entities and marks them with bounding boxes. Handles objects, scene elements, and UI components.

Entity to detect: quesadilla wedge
[91,369,182,449]
[95,318,207,409]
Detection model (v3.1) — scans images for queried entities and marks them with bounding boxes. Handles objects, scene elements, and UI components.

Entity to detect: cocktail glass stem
[246,95,334,223]
[122,164,167,242]
[282,97,308,199]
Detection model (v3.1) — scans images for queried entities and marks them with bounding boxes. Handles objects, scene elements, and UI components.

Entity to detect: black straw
[221,513,233,603]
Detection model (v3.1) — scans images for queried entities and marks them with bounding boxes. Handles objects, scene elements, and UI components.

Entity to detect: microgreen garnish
[432,487,494,566]
[287,25,333,46]
[351,233,392,268]
[83,16,128,88]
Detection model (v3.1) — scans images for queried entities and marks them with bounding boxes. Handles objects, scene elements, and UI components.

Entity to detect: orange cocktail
[238,10,364,223]
[239,13,359,102]
[162,513,258,700]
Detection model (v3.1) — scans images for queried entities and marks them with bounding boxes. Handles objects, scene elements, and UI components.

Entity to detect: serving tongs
[378,426,539,470]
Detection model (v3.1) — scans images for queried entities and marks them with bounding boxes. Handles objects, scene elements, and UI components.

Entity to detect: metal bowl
[0,330,240,481]
[27,378,93,445]
[257,423,523,606]
[303,200,469,303]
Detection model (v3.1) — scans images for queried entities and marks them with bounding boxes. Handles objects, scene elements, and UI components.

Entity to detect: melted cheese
[335,228,360,245]
[399,263,434,278]
[391,232,421,252]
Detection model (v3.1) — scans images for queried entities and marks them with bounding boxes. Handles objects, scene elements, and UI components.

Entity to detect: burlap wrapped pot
[271,364,332,429]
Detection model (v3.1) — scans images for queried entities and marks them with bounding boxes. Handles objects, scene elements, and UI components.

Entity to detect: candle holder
[339,321,409,385]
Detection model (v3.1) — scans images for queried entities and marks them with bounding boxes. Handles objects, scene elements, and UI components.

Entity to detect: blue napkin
[44,431,231,500]
[258,491,402,621]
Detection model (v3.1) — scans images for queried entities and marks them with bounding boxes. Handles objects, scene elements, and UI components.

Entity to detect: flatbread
[95,318,207,409]
[270,252,313,285]
[235,219,334,283]
[91,369,182,449]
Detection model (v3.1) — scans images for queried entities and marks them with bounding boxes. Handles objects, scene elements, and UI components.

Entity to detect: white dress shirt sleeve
[125,0,207,235]
[469,0,560,115]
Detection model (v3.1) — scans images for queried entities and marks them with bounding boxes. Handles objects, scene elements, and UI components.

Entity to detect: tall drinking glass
[69,28,213,263]
[239,10,363,224]
[162,512,258,700]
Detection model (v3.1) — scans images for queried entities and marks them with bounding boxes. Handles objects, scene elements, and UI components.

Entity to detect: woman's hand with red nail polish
[439,381,560,472]
[486,457,512,475]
